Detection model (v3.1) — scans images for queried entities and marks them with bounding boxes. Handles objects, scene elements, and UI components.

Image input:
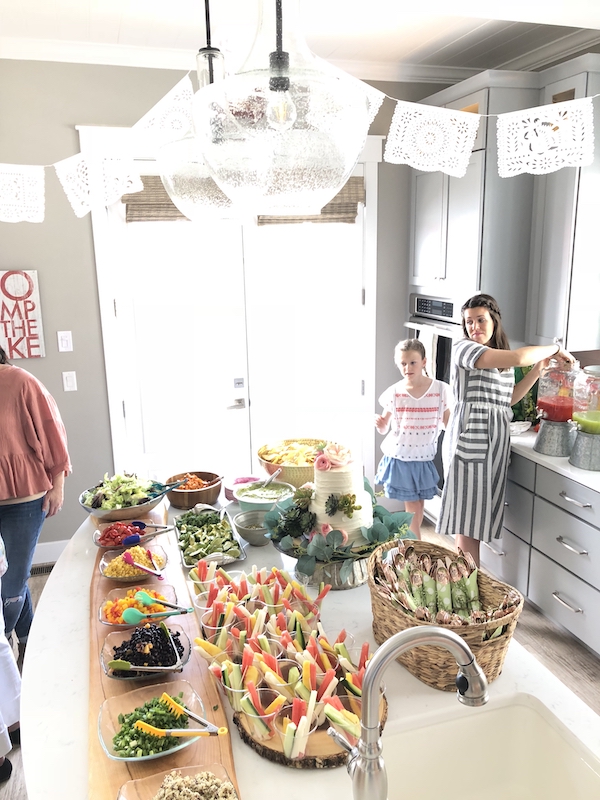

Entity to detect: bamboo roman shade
[121,175,365,224]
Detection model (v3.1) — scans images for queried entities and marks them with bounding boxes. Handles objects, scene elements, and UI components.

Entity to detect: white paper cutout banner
[497,97,595,178]
[0,164,45,223]
[384,100,481,178]
[132,74,194,147]
[54,154,143,218]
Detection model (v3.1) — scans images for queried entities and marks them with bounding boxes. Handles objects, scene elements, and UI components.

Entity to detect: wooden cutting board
[88,507,240,799]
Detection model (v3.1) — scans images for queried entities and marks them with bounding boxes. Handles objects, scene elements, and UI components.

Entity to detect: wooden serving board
[88,506,240,799]
[232,695,388,770]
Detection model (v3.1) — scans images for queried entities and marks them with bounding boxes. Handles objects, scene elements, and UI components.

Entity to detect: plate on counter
[99,545,167,581]
[100,622,191,680]
[116,763,238,799]
[510,421,532,435]
[98,679,205,762]
[98,584,178,626]
[92,521,163,550]
[174,507,247,569]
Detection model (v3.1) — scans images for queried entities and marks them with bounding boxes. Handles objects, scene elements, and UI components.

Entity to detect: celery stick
[282,720,296,759]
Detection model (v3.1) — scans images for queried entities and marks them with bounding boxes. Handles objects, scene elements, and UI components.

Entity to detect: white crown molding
[498,30,600,72]
[0,36,478,85]
[327,59,480,85]
[0,38,196,71]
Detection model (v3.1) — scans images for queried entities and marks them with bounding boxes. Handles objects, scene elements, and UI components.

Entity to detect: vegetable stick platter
[231,694,387,770]
[87,504,241,799]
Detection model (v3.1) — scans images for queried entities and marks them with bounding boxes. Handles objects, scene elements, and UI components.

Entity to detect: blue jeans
[0,498,46,643]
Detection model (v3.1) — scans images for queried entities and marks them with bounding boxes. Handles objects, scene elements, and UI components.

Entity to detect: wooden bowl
[166,471,222,509]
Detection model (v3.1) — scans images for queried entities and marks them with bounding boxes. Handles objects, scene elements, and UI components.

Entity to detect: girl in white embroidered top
[375,339,451,538]
[436,294,574,567]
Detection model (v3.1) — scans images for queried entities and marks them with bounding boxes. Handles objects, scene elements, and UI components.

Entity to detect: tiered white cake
[310,444,373,547]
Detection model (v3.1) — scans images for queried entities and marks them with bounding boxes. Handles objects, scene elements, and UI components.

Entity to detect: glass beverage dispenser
[570,365,600,470]
[534,360,580,457]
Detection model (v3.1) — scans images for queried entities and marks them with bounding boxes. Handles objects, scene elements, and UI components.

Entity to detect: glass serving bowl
[100,623,191,680]
[99,545,167,582]
[98,679,205,762]
[98,584,177,626]
[116,763,238,800]
[92,523,161,550]
[79,490,165,521]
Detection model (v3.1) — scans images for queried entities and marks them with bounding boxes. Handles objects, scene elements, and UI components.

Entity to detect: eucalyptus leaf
[373,504,392,519]
[326,529,345,549]
[279,535,295,551]
[389,511,414,530]
[372,520,392,542]
[340,559,355,582]
[278,497,294,511]
[363,477,375,500]
[264,510,280,528]
[296,554,316,577]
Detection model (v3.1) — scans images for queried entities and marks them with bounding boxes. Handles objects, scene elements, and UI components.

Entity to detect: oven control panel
[410,293,461,325]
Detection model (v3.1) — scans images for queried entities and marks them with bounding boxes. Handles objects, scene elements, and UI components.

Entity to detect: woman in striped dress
[436,294,574,566]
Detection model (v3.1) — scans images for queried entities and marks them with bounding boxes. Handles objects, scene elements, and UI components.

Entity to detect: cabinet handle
[504,501,509,507]
[559,491,592,509]
[551,591,583,614]
[556,536,589,556]
[482,541,506,556]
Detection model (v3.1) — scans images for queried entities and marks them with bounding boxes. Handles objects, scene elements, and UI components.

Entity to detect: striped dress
[436,338,514,542]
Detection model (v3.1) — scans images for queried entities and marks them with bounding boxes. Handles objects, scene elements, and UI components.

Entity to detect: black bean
[112,623,184,677]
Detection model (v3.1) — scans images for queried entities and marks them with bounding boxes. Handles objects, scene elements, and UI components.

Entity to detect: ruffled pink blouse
[0,365,71,501]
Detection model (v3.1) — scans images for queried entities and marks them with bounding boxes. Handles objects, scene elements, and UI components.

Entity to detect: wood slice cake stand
[232,695,388,770]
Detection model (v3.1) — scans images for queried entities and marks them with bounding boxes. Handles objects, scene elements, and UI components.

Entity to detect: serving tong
[134,692,227,738]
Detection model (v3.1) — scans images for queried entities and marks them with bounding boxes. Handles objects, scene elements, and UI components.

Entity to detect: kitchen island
[21,509,600,800]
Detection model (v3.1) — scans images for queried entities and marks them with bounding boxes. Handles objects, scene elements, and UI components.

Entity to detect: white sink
[382,693,600,799]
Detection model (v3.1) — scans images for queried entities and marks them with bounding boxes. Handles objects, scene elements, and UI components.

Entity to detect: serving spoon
[134,590,192,613]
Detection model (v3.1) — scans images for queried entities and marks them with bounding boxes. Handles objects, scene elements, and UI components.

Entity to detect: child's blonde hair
[394,338,426,369]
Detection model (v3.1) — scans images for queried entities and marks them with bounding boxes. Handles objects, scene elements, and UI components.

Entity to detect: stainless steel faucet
[328,626,489,800]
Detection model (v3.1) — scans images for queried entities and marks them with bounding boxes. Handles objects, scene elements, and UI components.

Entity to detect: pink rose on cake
[314,454,332,471]
[322,442,352,467]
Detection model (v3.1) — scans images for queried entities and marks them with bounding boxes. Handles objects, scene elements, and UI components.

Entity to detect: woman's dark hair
[461,293,510,351]
[0,345,7,364]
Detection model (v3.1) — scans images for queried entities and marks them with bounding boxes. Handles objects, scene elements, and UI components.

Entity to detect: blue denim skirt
[375,456,439,501]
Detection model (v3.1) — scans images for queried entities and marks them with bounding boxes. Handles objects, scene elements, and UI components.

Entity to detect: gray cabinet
[483,451,600,655]
[480,452,534,595]
[526,56,600,350]
[409,73,539,342]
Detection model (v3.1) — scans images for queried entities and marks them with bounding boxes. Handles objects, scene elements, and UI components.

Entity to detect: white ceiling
[1,1,600,83]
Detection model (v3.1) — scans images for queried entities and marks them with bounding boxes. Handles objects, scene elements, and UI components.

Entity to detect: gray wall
[0,59,444,547]
[0,59,186,544]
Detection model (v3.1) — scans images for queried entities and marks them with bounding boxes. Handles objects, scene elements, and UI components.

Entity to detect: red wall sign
[0,270,46,359]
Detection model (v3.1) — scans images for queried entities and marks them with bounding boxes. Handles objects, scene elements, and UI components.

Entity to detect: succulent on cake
[325,493,362,518]
[263,478,415,582]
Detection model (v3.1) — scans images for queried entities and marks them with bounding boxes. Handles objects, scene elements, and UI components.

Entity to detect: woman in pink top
[0,344,71,668]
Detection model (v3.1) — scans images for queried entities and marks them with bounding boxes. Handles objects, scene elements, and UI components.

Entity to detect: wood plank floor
[2,549,599,800]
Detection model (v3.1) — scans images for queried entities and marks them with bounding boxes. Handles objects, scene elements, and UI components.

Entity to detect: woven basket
[257,438,324,488]
[367,539,524,692]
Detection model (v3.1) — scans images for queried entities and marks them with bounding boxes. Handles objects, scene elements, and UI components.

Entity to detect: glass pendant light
[157,0,235,220]
[192,0,372,215]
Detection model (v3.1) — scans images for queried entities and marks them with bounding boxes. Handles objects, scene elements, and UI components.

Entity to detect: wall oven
[405,294,464,520]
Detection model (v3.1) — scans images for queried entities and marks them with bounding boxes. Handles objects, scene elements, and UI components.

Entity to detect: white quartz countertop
[21,504,600,800]
[511,430,600,491]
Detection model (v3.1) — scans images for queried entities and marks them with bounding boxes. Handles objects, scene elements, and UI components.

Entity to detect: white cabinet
[411,151,484,295]
[409,73,539,342]
[526,56,600,350]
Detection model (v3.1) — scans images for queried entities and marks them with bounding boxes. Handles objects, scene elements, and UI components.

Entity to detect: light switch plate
[62,371,77,391]
[57,331,73,352]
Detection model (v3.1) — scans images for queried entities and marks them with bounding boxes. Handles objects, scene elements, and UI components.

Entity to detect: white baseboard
[33,539,69,565]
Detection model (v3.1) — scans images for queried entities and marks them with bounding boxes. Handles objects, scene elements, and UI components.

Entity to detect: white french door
[81,127,380,483]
